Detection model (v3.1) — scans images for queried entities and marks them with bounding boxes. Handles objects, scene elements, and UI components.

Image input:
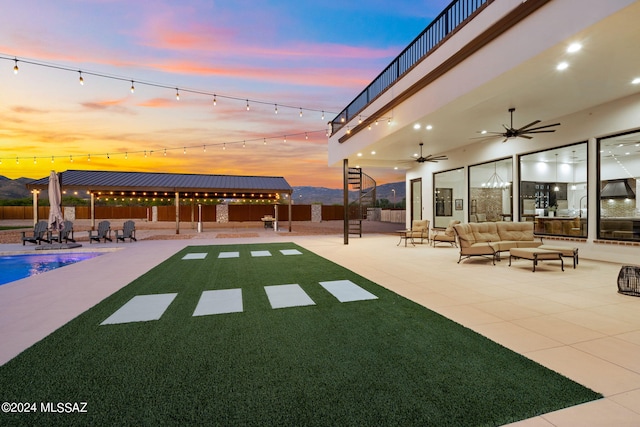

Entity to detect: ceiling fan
[478,108,560,142]
[411,142,448,163]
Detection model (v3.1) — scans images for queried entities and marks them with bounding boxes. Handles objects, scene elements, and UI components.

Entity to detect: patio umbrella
[48,170,64,232]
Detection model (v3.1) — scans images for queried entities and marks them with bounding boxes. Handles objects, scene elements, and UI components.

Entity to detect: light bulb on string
[130,80,135,93]
[275,104,278,114]
[78,71,84,85]
[242,141,246,148]
[284,135,287,143]
[164,148,167,156]
[125,152,128,160]
[299,108,303,118]
[144,151,147,158]
[321,111,325,120]
[305,133,308,140]
[51,156,54,163]
[33,156,36,164]
[13,58,18,74]
[70,155,73,163]
[223,143,226,150]
[87,154,91,162]
[107,153,110,159]
[203,145,206,152]
[16,157,19,164]
[183,147,186,155]
[175,88,180,100]
[263,138,267,145]
[246,99,250,111]
[213,95,217,106]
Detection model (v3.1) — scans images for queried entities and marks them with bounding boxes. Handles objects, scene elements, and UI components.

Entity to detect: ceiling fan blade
[516,120,541,132]
[518,134,533,139]
[427,156,448,161]
[523,129,557,134]
[523,123,561,132]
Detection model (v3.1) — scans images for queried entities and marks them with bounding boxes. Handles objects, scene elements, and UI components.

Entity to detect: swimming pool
[0,252,104,286]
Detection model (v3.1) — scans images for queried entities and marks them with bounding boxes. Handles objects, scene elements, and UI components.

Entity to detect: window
[468,158,512,222]
[598,130,640,242]
[433,168,464,227]
[519,143,587,237]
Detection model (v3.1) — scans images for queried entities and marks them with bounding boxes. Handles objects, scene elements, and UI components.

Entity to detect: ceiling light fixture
[632,77,640,85]
[556,62,569,71]
[567,43,582,53]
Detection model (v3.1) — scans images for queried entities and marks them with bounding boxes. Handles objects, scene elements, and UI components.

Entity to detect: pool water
[0,253,104,286]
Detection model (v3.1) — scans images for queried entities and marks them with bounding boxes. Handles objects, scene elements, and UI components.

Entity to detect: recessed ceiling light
[557,62,569,71]
[357,152,362,157]
[632,77,640,85]
[394,166,398,170]
[567,43,582,53]
[426,125,433,130]
[371,151,376,155]
[413,124,421,130]
[481,130,487,135]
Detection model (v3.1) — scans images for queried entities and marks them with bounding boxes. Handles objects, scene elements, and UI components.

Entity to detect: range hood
[600,179,636,199]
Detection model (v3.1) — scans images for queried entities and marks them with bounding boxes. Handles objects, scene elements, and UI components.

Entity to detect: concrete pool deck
[1,222,639,426]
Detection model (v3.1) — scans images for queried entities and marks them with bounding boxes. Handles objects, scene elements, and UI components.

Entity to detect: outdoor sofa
[453,221,542,264]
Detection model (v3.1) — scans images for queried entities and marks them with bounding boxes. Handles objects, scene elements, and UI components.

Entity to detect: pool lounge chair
[89,221,112,243]
[51,220,76,243]
[115,220,137,242]
[22,220,51,245]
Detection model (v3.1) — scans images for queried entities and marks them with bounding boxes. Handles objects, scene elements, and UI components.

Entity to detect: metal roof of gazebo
[27,170,293,199]
[26,170,294,233]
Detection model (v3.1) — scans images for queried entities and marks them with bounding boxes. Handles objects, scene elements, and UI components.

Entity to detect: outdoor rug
[0,242,601,426]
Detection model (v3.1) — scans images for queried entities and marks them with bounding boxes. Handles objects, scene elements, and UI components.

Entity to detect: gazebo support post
[288,191,292,232]
[32,190,39,226]
[90,192,95,230]
[175,191,180,235]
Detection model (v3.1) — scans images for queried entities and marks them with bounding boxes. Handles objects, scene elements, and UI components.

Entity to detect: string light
[203,145,206,152]
[275,104,278,114]
[2,55,338,119]
[246,99,250,111]
[2,130,329,165]
[175,88,180,100]
[299,108,303,117]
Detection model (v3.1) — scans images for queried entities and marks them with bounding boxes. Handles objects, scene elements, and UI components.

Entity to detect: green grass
[0,242,601,426]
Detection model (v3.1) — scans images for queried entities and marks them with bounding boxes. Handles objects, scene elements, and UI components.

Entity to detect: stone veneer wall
[311,204,322,222]
[216,204,229,223]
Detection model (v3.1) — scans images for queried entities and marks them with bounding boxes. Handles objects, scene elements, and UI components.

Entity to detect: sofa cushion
[496,222,534,241]
[471,222,500,243]
[453,223,476,247]
[466,242,495,255]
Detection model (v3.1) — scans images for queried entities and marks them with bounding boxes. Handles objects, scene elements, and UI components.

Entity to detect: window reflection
[433,168,464,227]
[519,143,587,237]
[468,158,512,222]
[598,131,640,241]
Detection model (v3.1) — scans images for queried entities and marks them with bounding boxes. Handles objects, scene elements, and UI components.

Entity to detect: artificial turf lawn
[0,242,601,426]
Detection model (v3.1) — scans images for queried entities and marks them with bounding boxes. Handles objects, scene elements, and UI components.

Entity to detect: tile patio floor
[1,227,639,426]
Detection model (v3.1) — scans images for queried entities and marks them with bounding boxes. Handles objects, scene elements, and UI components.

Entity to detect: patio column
[175,191,180,234]
[32,190,39,225]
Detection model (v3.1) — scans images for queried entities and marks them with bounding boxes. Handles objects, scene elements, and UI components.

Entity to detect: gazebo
[26,170,294,233]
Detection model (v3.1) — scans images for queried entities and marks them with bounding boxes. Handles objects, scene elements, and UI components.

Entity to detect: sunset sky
[0,0,450,188]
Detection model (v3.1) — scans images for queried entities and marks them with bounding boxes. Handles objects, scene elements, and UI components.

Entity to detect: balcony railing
[331,0,492,134]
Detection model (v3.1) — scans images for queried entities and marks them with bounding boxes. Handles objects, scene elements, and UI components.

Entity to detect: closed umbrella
[48,170,64,232]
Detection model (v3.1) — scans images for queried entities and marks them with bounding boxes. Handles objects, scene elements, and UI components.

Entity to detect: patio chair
[89,220,112,243]
[431,220,460,247]
[52,220,76,243]
[407,219,430,244]
[115,220,137,242]
[22,220,51,245]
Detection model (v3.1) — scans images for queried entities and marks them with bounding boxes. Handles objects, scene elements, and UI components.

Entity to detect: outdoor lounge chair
[21,220,51,245]
[406,219,430,244]
[115,220,137,242]
[51,220,76,243]
[431,220,460,247]
[89,220,112,243]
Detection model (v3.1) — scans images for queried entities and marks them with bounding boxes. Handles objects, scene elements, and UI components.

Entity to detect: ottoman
[538,245,579,268]
[509,247,564,272]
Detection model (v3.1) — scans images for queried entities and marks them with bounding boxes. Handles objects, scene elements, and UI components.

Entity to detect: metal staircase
[346,167,376,237]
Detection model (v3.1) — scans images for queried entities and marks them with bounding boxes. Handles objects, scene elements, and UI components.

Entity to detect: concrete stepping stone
[264,284,315,309]
[193,289,243,316]
[319,280,378,303]
[280,249,302,256]
[218,252,240,259]
[182,253,208,260]
[251,250,272,257]
[101,293,178,325]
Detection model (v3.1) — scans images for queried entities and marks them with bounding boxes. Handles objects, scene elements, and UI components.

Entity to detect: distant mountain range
[0,176,406,205]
